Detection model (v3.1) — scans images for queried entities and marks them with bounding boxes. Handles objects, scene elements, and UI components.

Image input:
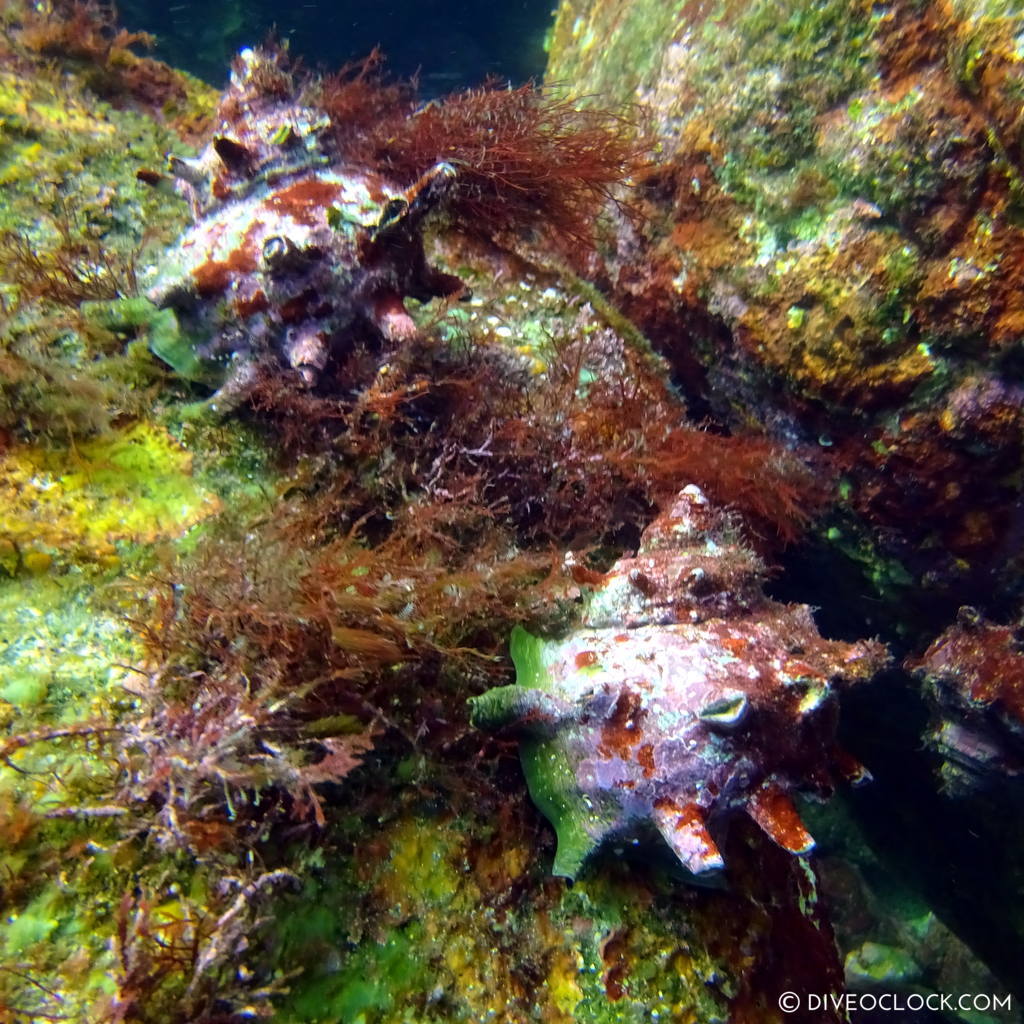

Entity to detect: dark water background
[118,0,555,93]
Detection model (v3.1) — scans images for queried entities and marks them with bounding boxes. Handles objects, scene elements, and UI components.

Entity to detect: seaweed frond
[321,58,646,257]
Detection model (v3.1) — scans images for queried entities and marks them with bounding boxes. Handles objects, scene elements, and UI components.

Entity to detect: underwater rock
[910,609,1024,793]
[143,46,464,409]
[844,940,921,988]
[471,485,887,880]
[546,0,1024,624]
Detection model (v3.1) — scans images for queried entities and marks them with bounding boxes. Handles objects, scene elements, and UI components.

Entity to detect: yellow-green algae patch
[0,569,142,721]
[0,424,276,1020]
[0,38,213,241]
[0,72,190,248]
[0,422,220,573]
[276,808,727,1024]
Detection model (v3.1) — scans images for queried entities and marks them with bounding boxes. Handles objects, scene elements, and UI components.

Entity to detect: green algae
[549,0,874,237]
[0,22,217,445]
[545,1,685,115]
[471,626,619,881]
[274,802,729,1024]
[82,295,228,387]
[550,871,727,1024]
[0,65,194,248]
[279,904,430,1023]
[274,819,470,1023]
[0,421,220,574]
[0,46,282,986]
[707,0,873,209]
[0,402,245,1017]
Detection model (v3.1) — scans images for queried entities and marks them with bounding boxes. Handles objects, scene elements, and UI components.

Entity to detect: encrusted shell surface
[471,486,888,879]
[144,47,462,406]
[910,609,1024,793]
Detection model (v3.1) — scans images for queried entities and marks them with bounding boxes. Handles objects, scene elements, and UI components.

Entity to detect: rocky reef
[543,0,1024,1009]
[472,485,886,880]
[546,0,1024,635]
[1,0,1022,1021]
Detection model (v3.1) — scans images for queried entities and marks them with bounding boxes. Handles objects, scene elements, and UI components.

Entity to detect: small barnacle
[213,135,256,175]
[270,123,299,146]
[956,605,983,630]
[376,197,410,233]
[167,154,207,186]
[685,567,711,595]
[698,692,749,730]
[261,236,318,276]
[796,684,828,716]
[261,236,291,272]
[283,326,328,384]
[136,167,180,197]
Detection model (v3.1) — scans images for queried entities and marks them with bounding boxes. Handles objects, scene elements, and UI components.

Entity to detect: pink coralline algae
[143,47,463,409]
[471,485,888,880]
[910,609,1024,793]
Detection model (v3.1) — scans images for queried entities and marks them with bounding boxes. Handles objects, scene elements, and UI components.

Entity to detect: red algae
[234,289,270,318]
[191,246,258,296]
[265,179,344,226]
[323,60,646,257]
